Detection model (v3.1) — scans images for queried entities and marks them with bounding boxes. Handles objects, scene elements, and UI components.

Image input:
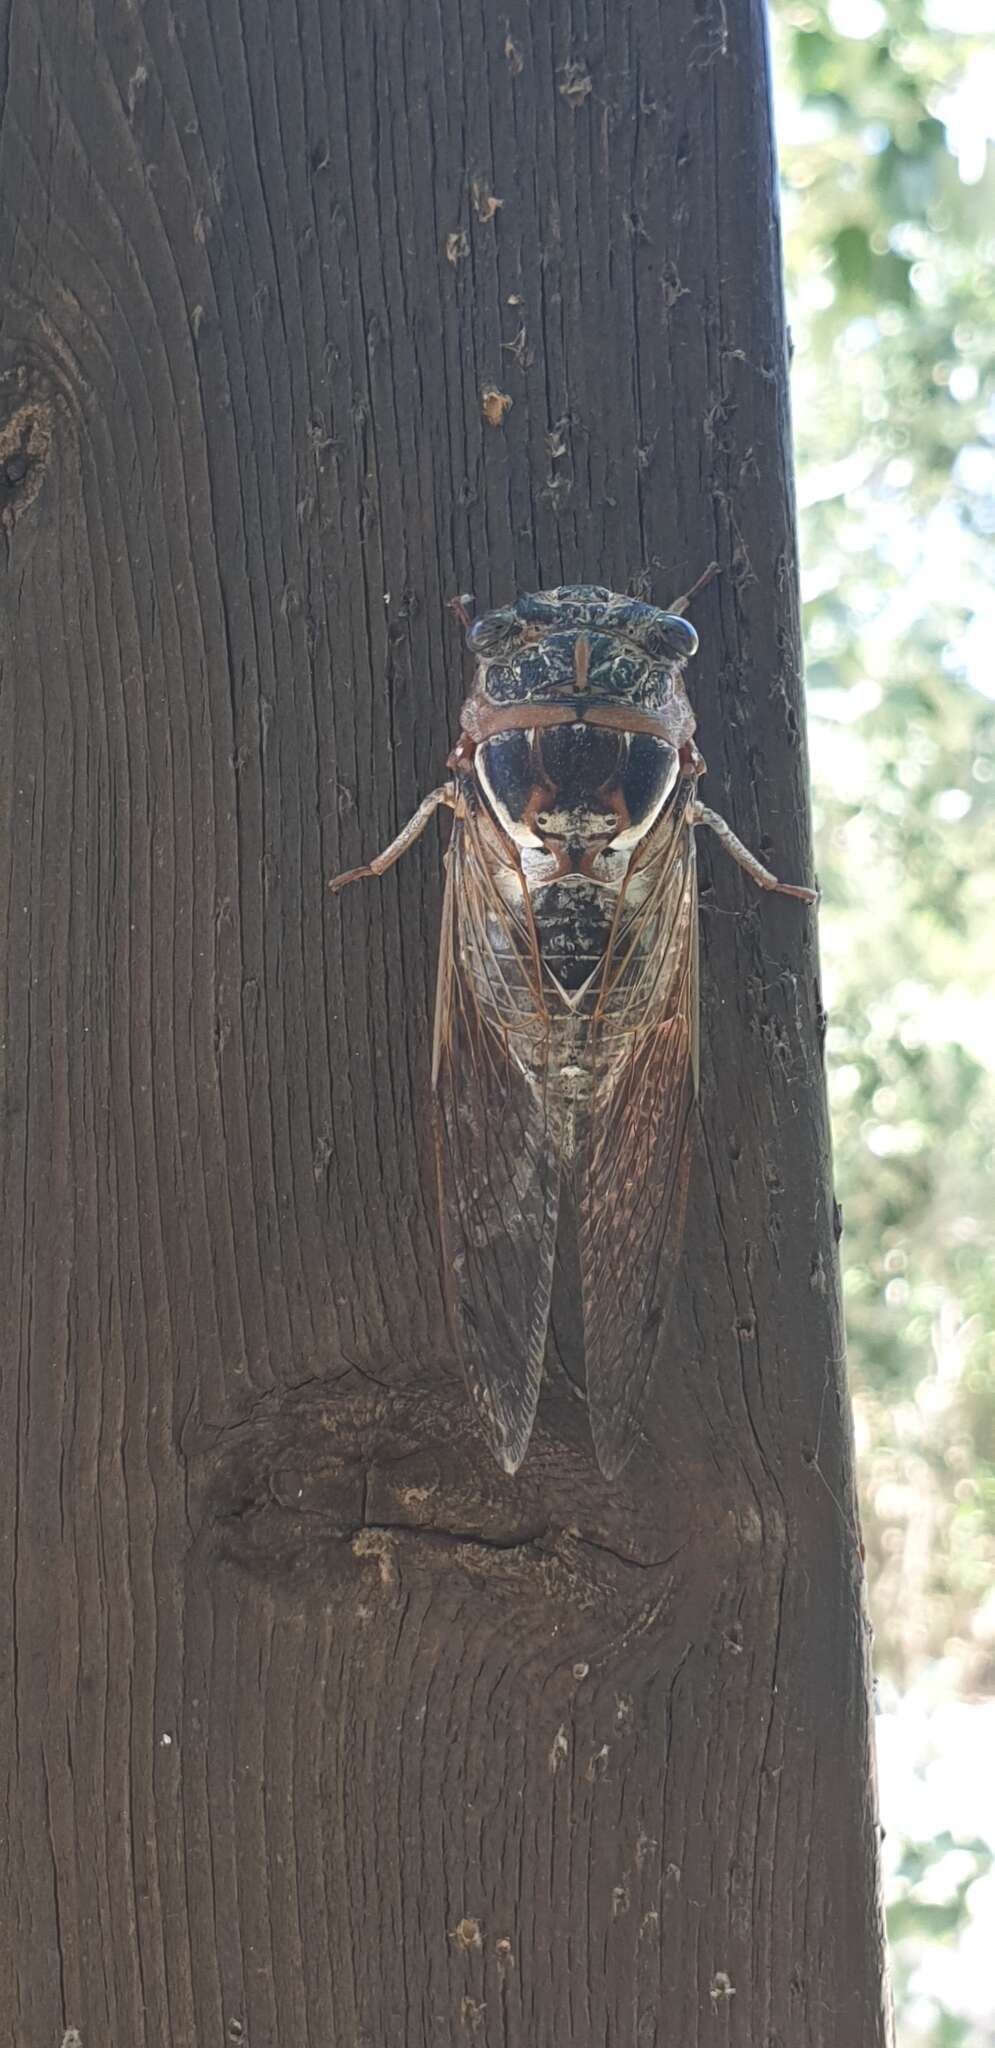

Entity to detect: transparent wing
[432,810,562,1474]
[579,800,699,1480]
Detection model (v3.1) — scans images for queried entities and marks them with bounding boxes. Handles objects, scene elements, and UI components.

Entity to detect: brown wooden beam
[0,0,890,2039]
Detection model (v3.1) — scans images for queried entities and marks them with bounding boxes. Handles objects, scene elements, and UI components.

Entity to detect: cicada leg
[692,802,817,903]
[328,785,457,893]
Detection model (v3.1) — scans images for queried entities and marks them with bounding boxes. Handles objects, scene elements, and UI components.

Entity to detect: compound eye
[629,613,699,662]
[467,608,527,656]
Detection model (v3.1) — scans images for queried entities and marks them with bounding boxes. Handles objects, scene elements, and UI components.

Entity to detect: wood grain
[0,0,890,2041]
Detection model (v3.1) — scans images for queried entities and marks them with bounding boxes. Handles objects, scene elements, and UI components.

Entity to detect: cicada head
[460,587,701,863]
[459,585,699,751]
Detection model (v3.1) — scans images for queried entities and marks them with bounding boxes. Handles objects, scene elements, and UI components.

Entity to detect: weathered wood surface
[0,0,890,2041]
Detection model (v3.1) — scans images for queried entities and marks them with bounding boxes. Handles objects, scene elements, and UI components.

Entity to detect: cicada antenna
[447,592,476,631]
[667,561,720,618]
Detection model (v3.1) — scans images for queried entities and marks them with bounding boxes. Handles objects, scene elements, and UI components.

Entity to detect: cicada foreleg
[328,785,458,894]
[692,803,817,903]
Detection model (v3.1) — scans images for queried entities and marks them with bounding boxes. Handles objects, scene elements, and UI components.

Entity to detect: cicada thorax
[476,720,681,877]
[461,711,685,1139]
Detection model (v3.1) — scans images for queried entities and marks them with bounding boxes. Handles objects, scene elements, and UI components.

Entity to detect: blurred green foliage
[773,0,995,1695]
[888,1831,993,2048]
[772,3,995,2038]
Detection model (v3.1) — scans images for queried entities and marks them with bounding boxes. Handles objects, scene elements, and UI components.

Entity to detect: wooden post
[0,0,891,2040]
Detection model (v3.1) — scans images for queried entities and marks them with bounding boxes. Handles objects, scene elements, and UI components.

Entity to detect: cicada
[329,585,815,1479]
